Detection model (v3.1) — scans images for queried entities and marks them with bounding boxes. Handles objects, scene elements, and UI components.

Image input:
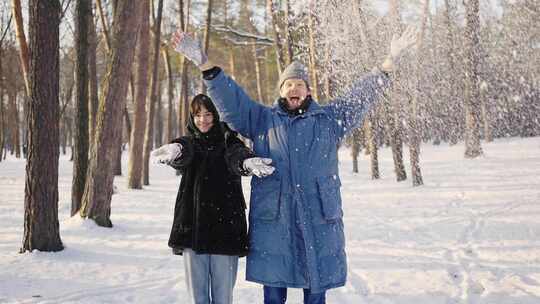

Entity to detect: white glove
[150,143,182,165]
[243,157,275,178]
[170,30,208,67]
[389,25,418,60]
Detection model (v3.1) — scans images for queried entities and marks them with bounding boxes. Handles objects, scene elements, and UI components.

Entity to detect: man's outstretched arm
[324,26,419,138]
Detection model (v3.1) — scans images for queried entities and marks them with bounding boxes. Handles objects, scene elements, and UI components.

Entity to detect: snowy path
[1,137,540,303]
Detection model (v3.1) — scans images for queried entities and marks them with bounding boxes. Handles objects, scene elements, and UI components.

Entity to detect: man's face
[279,78,310,110]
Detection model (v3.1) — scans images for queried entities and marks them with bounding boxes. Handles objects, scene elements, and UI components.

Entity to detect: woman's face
[193,105,214,133]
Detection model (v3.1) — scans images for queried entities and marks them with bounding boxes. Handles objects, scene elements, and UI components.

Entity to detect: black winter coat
[167,122,253,256]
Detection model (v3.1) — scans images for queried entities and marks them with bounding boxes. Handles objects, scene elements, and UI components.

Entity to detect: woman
[151,94,274,304]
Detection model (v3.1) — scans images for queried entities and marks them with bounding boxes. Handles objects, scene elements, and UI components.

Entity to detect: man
[172,26,417,304]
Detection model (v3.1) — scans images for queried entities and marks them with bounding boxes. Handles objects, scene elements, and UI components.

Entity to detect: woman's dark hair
[190,94,217,117]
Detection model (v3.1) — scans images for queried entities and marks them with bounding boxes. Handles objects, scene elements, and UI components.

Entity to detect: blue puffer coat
[204,69,390,293]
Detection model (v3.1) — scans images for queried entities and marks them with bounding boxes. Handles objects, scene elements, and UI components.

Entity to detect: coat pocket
[316,175,343,221]
[249,176,281,221]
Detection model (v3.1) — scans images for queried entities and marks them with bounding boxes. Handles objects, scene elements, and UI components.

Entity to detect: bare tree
[307,7,320,101]
[0,72,4,161]
[177,0,191,137]
[252,44,265,103]
[247,1,266,104]
[0,19,11,161]
[407,0,429,186]
[267,0,285,73]
[154,78,164,147]
[88,13,99,146]
[59,54,74,156]
[283,0,294,64]
[127,0,150,189]
[21,0,63,253]
[351,0,380,179]
[350,129,363,173]
[80,0,143,227]
[71,0,92,215]
[7,89,20,158]
[142,0,164,185]
[200,0,213,93]
[443,0,461,145]
[96,0,112,51]
[11,0,29,159]
[387,0,407,181]
[162,46,175,142]
[479,81,492,142]
[96,0,125,176]
[463,0,483,158]
[11,0,30,96]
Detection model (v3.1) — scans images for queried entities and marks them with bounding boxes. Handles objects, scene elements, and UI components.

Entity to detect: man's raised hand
[379,25,419,72]
[390,25,419,61]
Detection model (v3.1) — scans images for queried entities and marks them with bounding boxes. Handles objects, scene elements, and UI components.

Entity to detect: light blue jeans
[183,248,239,304]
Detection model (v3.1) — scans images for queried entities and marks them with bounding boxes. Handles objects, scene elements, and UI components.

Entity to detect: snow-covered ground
[1,137,539,304]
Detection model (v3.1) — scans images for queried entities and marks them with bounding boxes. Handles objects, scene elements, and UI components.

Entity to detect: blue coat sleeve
[323,71,391,139]
[204,70,270,140]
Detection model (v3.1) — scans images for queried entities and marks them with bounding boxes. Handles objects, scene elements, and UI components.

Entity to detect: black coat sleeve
[167,137,194,172]
[224,131,255,176]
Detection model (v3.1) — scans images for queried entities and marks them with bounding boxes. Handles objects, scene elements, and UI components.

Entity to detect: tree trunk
[463,0,483,158]
[71,0,92,216]
[0,100,4,162]
[252,44,265,103]
[0,46,4,161]
[407,0,428,187]
[283,0,294,64]
[443,0,460,145]
[200,0,213,93]
[67,117,73,158]
[11,0,30,96]
[387,0,407,181]
[114,133,122,176]
[11,0,29,160]
[480,84,492,142]
[88,14,99,148]
[0,21,9,161]
[21,0,63,253]
[97,0,130,181]
[162,47,175,142]
[123,104,131,143]
[154,79,163,148]
[267,0,285,73]
[323,43,331,100]
[142,0,163,186]
[364,116,379,179]
[21,90,28,159]
[80,0,143,227]
[96,0,112,51]
[307,9,320,101]
[7,90,20,158]
[60,117,67,155]
[178,0,191,137]
[127,0,150,189]
[351,129,362,173]
[61,76,74,158]
[228,51,236,80]
[356,1,380,180]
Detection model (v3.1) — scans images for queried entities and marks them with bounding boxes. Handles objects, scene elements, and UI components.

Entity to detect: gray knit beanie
[278,61,310,89]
